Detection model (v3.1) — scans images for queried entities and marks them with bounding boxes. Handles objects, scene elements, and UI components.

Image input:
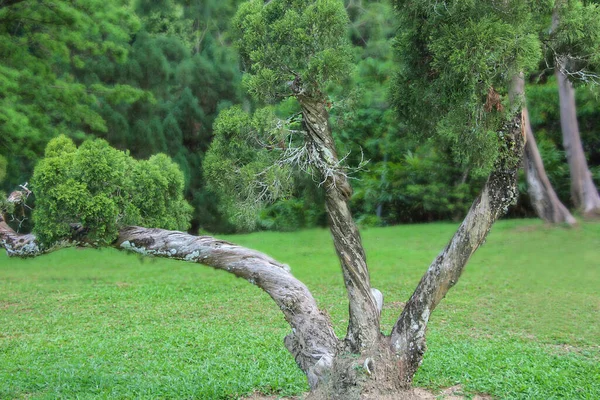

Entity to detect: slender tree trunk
[522,106,577,224]
[389,75,527,384]
[296,94,381,352]
[555,64,600,217]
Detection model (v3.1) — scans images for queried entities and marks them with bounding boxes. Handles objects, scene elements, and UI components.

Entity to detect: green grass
[1,219,599,399]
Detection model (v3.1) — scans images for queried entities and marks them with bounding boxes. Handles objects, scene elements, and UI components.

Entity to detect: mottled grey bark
[389,76,527,384]
[296,94,381,352]
[523,106,577,225]
[555,64,600,217]
[0,217,338,389]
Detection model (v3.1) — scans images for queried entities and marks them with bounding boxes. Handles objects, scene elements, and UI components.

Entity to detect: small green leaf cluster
[231,0,352,101]
[393,0,547,175]
[31,136,192,246]
[549,1,600,73]
[204,106,295,231]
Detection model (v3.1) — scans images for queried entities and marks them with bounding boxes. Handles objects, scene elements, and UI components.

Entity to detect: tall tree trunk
[389,75,527,384]
[522,106,577,224]
[296,94,381,352]
[555,64,600,217]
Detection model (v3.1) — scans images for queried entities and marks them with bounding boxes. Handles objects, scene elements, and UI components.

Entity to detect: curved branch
[0,218,44,256]
[390,109,526,384]
[0,219,338,389]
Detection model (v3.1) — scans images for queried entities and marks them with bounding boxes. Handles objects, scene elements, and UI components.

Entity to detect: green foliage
[0,155,6,184]
[204,107,295,231]
[0,0,243,233]
[352,147,481,223]
[0,155,6,215]
[549,0,600,74]
[31,136,191,246]
[0,0,143,189]
[232,0,352,101]
[87,1,243,232]
[392,0,547,175]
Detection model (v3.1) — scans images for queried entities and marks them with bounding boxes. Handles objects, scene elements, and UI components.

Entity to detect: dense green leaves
[0,0,143,188]
[392,0,547,175]
[232,0,352,101]
[204,106,295,230]
[549,0,600,76]
[2,0,600,233]
[31,136,191,246]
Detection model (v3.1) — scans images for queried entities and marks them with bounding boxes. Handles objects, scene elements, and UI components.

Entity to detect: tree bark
[555,64,600,217]
[296,94,381,352]
[389,76,527,384]
[522,106,577,225]
[0,217,339,389]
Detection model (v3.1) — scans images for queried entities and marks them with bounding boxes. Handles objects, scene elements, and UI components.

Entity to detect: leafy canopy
[231,0,352,101]
[31,136,192,246]
[204,106,295,230]
[393,0,549,175]
[0,0,145,188]
[205,0,353,230]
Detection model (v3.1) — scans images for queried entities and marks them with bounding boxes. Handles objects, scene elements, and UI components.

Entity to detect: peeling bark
[390,76,527,384]
[555,64,600,217]
[523,106,577,225]
[0,217,338,389]
[297,94,381,352]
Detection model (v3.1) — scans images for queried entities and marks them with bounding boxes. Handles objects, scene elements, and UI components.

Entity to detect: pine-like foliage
[0,0,144,188]
[31,136,192,246]
[392,0,550,175]
[203,0,352,230]
[232,0,352,101]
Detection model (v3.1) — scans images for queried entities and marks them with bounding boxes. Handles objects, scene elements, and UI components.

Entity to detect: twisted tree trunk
[555,64,600,217]
[297,94,381,353]
[522,106,576,225]
[0,217,338,389]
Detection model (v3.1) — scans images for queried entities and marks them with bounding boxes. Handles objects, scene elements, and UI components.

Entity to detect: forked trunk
[555,63,600,217]
[1,82,527,399]
[522,107,576,224]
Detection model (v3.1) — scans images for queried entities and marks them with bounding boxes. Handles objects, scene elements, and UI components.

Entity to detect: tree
[2,1,548,398]
[550,0,600,216]
[84,0,244,232]
[0,0,144,190]
[522,103,577,224]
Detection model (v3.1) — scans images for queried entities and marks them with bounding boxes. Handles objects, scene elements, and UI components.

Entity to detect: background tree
[525,76,600,212]
[0,0,144,190]
[82,0,244,232]
[550,0,600,216]
[522,99,576,224]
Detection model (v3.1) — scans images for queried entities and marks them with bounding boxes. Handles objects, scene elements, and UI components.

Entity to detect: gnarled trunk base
[307,338,410,400]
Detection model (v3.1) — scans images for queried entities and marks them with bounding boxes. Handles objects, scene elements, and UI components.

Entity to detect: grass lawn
[1,219,599,399]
